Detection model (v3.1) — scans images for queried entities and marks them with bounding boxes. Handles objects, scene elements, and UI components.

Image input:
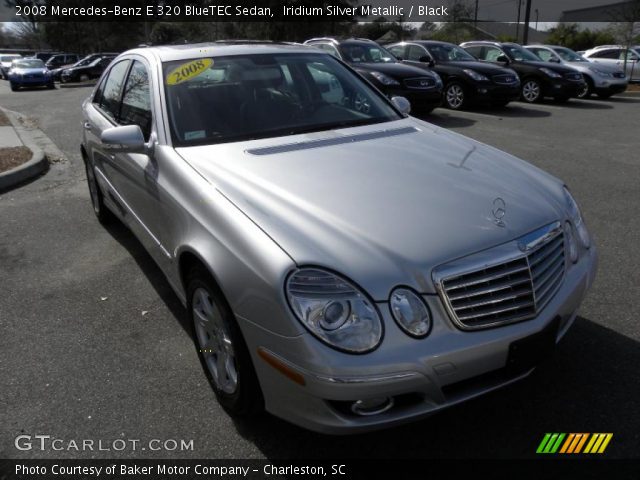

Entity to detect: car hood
[571,61,624,74]
[439,60,514,75]
[353,61,437,79]
[176,118,566,299]
[518,60,577,73]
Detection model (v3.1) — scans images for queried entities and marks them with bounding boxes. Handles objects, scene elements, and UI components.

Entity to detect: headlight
[463,69,489,82]
[540,67,562,78]
[389,288,431,338]
[286,268,383,353]
[591,68,613,78]
[433,72,443,87]
[369,71,400,86]
[563,186,591,249]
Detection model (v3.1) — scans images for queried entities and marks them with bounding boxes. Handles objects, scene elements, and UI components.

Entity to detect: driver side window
[532,48,552,61]
[407,45,429,62]
[485,47,504,62]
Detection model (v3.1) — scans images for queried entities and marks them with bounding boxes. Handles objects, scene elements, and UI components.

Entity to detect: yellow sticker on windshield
[166,58,213,86]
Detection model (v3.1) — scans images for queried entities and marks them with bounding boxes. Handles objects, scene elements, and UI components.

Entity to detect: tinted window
[119,61,152,140]
[484,47,504,61]
[93,75,108,105]
[315,43,341,59]
[463,46,482,58]
[340,44,396,63]
[593,49,619,59]
[530,48,553,61]
[99,60,131,121]
[387,45,405,58]
[407,45,428,61]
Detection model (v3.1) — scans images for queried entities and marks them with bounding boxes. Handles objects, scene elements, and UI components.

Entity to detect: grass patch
[0,110,11,126]
[0,146,32,173]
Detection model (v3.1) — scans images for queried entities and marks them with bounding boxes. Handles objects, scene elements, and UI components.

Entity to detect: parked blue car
[8,59,54,91]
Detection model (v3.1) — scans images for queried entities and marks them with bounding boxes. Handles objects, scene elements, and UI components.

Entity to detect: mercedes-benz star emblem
[492,197,506,227]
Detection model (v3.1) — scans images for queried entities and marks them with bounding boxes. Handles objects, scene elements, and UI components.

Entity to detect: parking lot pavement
[1,79,639,460]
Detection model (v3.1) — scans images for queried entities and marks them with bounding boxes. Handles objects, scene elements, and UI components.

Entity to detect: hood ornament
[492,197,506,227]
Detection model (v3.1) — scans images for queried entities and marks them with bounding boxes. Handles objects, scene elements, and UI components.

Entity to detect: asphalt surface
[1,82,639,460]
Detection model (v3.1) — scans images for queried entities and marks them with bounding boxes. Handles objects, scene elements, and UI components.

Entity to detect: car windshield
[339,44,396,63]
[552,47,587,62]
[503,45,541,61]
[1,55,20,62]
[75,57,96,67]
[163,53,401,147]
[14,59,44,68]
[426,44,476,62]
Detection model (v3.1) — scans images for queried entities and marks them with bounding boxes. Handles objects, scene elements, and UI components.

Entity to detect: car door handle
[83,122,93,131]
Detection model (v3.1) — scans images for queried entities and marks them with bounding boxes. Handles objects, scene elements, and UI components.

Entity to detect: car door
[621,49,640,80]
[588,48,621,69]
[97,59,172,267]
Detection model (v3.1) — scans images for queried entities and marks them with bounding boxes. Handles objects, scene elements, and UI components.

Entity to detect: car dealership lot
[1,81,639,458]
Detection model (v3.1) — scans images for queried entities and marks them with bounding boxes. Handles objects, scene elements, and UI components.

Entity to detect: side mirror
[549,57,561,63]
[391,96,411,115]
[395,55,403,61]
[101,125,150,154]
[496,54,510,64]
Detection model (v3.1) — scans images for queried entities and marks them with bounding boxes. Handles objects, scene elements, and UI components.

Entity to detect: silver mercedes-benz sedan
[80,42,597,434]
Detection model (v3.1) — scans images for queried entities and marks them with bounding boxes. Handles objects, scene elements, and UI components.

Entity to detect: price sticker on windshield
[166,58,213,86]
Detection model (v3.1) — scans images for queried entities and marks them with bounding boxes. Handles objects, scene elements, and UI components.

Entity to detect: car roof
[124,42,315,63]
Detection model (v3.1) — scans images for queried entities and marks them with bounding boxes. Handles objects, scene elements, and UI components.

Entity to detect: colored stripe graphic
[537,433,613,454]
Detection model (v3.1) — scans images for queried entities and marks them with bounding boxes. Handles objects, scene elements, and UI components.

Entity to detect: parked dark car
[61,56,114,83]
[460,41,585,103]
[53,53,117,82]
[388,40,521,109]
[304,37,443,113]
[45,53,81,70]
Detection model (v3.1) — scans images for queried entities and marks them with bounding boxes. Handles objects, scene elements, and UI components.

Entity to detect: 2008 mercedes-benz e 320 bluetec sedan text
[81,43,597,434]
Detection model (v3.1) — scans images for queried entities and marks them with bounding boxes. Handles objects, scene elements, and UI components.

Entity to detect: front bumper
[542,78,585,98]
[385,87,443,111]
[240,245,598,434]
[593,78,628,95]
[469,83,521,104]
[10,76,52,87]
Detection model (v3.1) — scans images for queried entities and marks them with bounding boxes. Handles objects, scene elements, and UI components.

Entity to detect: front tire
[597,91,613,99]
[444,82,467,110]
[521,78,542,103]
[84,160,114,224]
[47,82,55,89]
[577,76,593,99]
[188,267,263,417]
[10,82,17,91]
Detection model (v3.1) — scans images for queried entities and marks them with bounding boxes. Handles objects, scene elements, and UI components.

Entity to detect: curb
[0,108,48,192]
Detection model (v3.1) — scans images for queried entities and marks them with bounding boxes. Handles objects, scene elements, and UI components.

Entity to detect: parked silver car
[582,45,640,83]
[525,45,628,98]
[81,43,597,434]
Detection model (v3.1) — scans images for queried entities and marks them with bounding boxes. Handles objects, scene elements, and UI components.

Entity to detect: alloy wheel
[192,287,238,394]
[522,80,541,102]
[446,84,465,109]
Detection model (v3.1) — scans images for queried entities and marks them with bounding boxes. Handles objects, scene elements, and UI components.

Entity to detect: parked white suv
[582,45,640,82]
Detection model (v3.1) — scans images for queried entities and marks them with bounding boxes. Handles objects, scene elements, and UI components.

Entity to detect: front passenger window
[99,60,131,122]
[119,61,152,141]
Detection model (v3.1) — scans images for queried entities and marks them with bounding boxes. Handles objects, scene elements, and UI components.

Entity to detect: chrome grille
[404,77,436,89]
[436,224,565,330]
[492,74,518,85]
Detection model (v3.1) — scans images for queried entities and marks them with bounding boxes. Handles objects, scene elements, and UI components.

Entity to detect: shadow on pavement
[470,104,552,118]
[420,111,476,128]
[231,317,640,459]
[102,219,190,335]
[558,99,614,110]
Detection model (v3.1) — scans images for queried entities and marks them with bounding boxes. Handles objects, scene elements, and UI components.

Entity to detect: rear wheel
[444,82,466,110]
[577,76,593,99]
[188,266,263,417]
[521,78,542,103]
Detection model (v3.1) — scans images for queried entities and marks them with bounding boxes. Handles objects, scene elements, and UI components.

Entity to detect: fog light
[351,397,394,416]
[478,88,488,94]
